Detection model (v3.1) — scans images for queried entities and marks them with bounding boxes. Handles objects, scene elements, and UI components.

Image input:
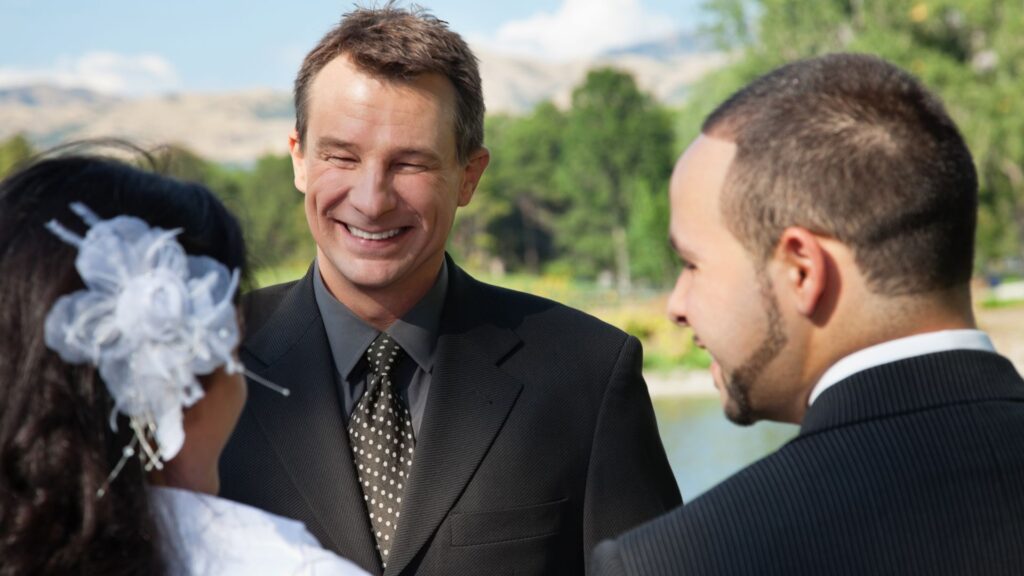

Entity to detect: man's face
[666,135,791,425]
[291,55,487,306]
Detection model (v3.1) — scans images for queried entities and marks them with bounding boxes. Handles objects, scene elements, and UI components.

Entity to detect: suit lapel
[242,270,381,573]
[383,263,524,576]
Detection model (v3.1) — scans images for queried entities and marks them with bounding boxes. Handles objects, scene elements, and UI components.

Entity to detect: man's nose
[348,165,397,219]
[666,272,689,327]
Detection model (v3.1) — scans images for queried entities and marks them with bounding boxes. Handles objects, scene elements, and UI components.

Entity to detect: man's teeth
[347,225,402,240]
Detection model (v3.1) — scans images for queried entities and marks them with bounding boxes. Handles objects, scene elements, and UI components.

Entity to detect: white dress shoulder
[150,486,369,576]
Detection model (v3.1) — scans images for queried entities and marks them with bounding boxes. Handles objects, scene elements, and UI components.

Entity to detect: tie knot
[367,333,403,378]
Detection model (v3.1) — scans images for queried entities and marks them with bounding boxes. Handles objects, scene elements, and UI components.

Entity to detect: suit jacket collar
[384,256,524,575]
[241,266,381,572]
[244,263,320,367]
[242,258,525,576]
[800,350,1024,437]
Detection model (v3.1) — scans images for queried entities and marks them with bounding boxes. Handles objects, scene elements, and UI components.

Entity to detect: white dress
[150,486,369,576]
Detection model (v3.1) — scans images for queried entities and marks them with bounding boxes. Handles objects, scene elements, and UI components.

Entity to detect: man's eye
[394,162,427,173]
[326,156,357,166]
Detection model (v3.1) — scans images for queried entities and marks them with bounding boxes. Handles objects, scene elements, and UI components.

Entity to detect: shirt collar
[387,260,447,373]
[312,259,448,378]
[808,329,996,406]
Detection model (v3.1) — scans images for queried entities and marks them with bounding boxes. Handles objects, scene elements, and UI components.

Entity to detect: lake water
[651,396,799,502]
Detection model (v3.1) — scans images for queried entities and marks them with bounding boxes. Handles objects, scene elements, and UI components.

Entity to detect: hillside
[0,41,726,164]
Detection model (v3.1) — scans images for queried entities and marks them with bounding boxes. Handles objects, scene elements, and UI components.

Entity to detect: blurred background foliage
[691,0,1024,277]
[2,0,1021,368]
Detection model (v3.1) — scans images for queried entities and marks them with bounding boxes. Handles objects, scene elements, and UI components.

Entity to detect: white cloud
[0,52,180,96]
[480,0,679,60]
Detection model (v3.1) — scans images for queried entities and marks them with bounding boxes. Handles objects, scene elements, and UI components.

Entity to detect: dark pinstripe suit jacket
[592,350,1024,575]
[220,258,681,576]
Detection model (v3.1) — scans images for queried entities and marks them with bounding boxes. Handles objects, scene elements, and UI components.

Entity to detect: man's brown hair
[704,53,977,296]
[293,2,484,164]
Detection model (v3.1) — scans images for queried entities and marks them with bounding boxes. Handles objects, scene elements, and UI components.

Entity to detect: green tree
[236,154,311,270]
[557,68,676,290]
[502,102,568,273]
[452,114,517,271]
[149,145,310,270]
[150,144,217,184]
[0,134,36,178]
[627,178,674,285]
[454,104,568,275]
[696,0,1024,271]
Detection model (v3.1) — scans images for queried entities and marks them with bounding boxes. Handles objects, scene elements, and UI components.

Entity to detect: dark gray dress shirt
[311,260,447,435]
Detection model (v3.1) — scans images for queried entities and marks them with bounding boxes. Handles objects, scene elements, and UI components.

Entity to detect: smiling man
[591,53,1024,575]
[219,5,680,576]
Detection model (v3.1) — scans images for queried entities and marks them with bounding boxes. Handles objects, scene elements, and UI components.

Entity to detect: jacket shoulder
[616,400,1024,575]
[241,280,300,336]
[610,452,793,574]
[466,277,630,343]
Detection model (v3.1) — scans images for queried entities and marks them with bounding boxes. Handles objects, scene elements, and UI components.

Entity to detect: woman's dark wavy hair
[0,142,247,575]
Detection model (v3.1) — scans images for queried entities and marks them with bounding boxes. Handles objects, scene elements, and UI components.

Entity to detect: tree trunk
[518,196,540,274]
[613,225,631,295]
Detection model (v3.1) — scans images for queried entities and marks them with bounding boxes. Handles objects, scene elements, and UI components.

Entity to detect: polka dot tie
[348,333,415,569]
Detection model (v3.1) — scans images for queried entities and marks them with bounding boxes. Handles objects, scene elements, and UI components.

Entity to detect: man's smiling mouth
[346,224,404,240]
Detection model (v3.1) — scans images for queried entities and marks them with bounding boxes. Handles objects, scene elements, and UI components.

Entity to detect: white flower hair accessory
[43,203,287,496]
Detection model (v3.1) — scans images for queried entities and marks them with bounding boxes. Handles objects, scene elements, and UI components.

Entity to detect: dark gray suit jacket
[591,350,1024,575]
[220,259,681,575]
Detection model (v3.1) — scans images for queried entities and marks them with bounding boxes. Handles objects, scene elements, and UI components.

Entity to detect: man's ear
[457,147,491,207]
[288,129,308,194]
[774,227,827,317]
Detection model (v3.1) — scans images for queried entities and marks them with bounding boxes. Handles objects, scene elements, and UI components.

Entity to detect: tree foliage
[555,68,676,290]
[451,72,677,288]
[695,0,1024,272]
[0,133,35,177]
[454,105,567,275]
[3,64,679,286]
[151,145,311,271]
[8,6,1021,281]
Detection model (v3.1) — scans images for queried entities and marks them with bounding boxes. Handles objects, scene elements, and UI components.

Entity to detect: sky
[0,0,706,96]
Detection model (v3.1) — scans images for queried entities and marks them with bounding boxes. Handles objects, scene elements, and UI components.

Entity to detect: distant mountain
[601,30,716,59]
[0,84,119,107]
[476,43,730,114]
[0,86,295,164]
[0,38,728,164]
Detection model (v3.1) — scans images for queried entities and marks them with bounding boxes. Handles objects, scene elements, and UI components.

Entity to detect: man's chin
[320,261,406,296]
[718,370,757,426]
[723,399,758,427]
[344,274,409,295]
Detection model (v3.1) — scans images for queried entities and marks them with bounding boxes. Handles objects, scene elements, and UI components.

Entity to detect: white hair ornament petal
[42,202,288,497]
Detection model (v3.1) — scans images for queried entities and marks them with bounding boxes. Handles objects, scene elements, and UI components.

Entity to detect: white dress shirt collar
[808,329,996,406]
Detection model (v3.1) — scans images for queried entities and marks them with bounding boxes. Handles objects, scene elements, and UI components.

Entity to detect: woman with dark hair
[0,150,366,575]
